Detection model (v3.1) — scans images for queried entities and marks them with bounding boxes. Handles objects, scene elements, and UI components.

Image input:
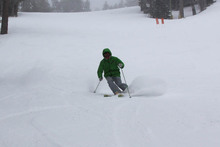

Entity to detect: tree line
[0,0,139,16]
[0,0,91,15]
[139,0,216,19]
[0,0,91,34]
[103,0,138,10]
[20,0,91,12]
[20,0,137,12]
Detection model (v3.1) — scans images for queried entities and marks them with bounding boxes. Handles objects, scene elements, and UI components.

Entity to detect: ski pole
[94,80,101,93]
[121,68,132,98]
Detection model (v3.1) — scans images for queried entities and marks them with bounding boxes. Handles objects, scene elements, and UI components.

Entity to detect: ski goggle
[103,52,111,57]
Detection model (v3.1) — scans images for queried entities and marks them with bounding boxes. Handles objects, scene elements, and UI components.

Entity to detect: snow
[1,2,220,147]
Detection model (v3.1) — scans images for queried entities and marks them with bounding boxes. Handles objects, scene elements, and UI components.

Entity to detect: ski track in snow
[112,101,150,147]
[0,105,71,121]
[30,118,63,147]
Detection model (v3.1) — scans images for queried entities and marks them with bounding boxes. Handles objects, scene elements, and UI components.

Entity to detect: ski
[103,93,124,97]
[104,94,112,97]
[118,94,124,97]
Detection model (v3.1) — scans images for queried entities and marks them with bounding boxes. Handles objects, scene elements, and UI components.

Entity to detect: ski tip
[117,94,124,98]
[104,94,111,97]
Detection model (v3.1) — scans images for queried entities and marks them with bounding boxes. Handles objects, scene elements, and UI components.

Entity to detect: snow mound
[129,76,167,97]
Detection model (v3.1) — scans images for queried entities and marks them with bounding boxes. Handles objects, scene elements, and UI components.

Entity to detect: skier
[97,48,128,95]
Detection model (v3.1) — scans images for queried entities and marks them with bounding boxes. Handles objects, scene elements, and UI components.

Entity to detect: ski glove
[99,77,103,81]
[118,63,123,68]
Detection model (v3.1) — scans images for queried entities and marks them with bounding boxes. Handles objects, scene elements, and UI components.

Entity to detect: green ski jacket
[97,48,124,78]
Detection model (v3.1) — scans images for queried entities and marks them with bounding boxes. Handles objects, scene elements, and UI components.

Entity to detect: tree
[51,0,62,12]
[36,0,51,12]
[83,0,91,12]
[118,0,125,8]
[20,0,51,12]
[0,0,3,16]
[139,0,148,11]
[198,0,207,11]
[150,0,170,19]
[103,1,110,10]
[73,0,83,12]
[20,0,32,12]
[1,0,24,34]
[9,0,21,16]
[1,0,23,16]
[207,0,215,5]
[59,0,83,12]
[21,0,85,12]
[191,0,196,15]
[140,0,215,18]
[1,0,9,34]
[126,0,138,6]
[179,0,184,18]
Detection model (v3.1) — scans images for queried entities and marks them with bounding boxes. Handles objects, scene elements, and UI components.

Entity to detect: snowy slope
[0,2,220,147]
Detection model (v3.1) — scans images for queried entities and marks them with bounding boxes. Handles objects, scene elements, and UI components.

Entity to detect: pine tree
[150,0,170,19]
[191,0,196,15]
[118,0,125,8]
[51,0,62,12]
[207,0,215,5]
[73,0,83,12]
[36,0,51,12]
[198,0,207,11]
[179,0,184,18]
[1,0,9,34]
[60,0,83,12]
[139,0,148,11]
[0,0,2,16]
[103,1,110,10]
[83,0,91,12]
[20,0,51,12]
[20,0,32,12]
[126,0,138,6]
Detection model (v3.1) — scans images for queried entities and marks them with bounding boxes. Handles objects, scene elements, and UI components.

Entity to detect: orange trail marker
[156,18,159,24]
[161,18,164,24]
